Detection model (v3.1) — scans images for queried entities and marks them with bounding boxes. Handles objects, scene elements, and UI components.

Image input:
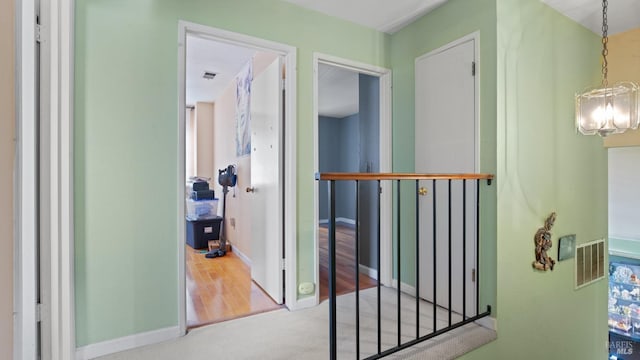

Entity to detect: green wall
[389,0,498,313]
[460,0,607,359]
[75,0,610,355]
[74,0,389,346]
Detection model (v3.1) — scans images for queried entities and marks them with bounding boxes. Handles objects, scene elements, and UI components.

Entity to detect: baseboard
[359,264,378,280]
[290,295,317,311]
[391,279,417,297]
[75,326,180,360]
[318,218,355,226]
[336,218,355,225]
[231,244,251,266]
[390,280,496,332]
[475,316,497,331]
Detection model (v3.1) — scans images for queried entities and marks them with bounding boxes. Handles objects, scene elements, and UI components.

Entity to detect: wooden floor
[186,246,282,329]
[186,223,375,328]
[319,224,378,301]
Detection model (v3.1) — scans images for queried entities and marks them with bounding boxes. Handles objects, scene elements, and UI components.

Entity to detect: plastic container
[186,198,219,220]
[186,216,222,249]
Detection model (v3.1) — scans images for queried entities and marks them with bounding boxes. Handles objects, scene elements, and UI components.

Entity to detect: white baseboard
[390,280,496,331]
[290,295,317,311]
[359,264,378,280]
[231,244,251,266]
[318,218,355,225]
[391,279,417,297]
[76,326,180,360]
[336,218,355,225]
[475,316,497,331]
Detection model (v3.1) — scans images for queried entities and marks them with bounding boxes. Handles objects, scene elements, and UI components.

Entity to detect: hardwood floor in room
[319,224,378,302]
[187,223,376,328]
[186,246,283,329]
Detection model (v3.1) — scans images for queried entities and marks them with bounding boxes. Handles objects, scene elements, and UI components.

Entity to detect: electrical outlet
[298,282,315,295]
[230,218,236,228]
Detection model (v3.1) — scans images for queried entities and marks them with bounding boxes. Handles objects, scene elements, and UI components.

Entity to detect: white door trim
[18,0,76,358]
[178,21,299,335]
[415,31,480,172]
[312,53,393,306]
[16,0,38,358]
[34,0,77,358]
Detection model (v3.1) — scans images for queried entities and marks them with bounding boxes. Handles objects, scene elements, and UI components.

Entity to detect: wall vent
[575,238,606,289]
[202,71,217,80]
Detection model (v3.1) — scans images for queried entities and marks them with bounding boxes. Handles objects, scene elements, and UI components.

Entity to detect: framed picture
[236,62,252,157]
[558,234,576,261]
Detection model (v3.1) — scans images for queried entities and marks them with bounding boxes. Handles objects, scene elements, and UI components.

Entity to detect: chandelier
[575,0,639,137]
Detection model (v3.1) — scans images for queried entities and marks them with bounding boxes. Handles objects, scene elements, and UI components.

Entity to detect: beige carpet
[98,287,496,360]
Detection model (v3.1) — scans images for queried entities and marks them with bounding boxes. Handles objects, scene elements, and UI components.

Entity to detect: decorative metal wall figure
[532,212,557,271]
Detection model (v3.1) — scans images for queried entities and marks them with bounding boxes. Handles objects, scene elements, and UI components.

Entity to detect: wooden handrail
[315,172,494,181]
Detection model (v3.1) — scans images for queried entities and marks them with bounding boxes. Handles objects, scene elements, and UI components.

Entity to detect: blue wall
[318,74,380,269]
[319,115,359,220]
[358,74,380,269]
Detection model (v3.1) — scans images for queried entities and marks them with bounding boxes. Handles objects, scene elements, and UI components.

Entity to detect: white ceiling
[284,0,640,35]
[542,0,640,35]
[318,64,359,118]
[186,35,256,106]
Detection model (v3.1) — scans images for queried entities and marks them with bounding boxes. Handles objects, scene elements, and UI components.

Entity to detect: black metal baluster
[462,180,467,321]
[355,180,360,359]
[396,180,402,347]
[448,179,452,327]
[377,180,382,355]
[329,180,337,360]
[316,175,494,360]
[432,179,437,333]
[415,180,420,339]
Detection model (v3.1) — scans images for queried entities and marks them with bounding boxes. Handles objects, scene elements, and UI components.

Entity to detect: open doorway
[313,57,393,303]
[182,32,286,329]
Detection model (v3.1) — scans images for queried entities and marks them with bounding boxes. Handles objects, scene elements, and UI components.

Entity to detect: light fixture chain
[602,0,609,87]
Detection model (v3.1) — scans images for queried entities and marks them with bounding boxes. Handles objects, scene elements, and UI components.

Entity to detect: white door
[249,57,284,304]
[415,38,476,318]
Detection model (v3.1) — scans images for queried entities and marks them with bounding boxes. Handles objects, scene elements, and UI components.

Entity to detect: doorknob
[246,187,255,193]
[418,187,427,196]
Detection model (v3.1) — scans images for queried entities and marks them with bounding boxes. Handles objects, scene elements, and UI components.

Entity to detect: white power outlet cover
[298,282,315,295]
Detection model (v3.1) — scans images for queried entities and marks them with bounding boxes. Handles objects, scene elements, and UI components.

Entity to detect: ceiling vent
[575,238,606,289]
[202,71,217,80]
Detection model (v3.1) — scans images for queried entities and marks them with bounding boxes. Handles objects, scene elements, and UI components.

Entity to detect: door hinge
[281,258,286,271]
[471,61,476,76]
[471,268,476,282]
[35,24,42,43]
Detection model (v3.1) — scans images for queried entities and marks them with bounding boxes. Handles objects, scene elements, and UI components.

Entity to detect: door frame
[20,0,77,358]
[312,53,393,304]
[177,21,298,333]
[16,0,39,358]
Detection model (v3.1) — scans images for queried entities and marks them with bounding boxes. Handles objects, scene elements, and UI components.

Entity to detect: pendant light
[575,0,640,137]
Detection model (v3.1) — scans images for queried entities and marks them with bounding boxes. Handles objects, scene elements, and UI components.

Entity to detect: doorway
[178,22,298,333]
[415,34,479,317]
[313,55,393,304]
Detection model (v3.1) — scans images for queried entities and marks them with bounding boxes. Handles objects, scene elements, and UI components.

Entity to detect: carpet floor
[97,287,496,360]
